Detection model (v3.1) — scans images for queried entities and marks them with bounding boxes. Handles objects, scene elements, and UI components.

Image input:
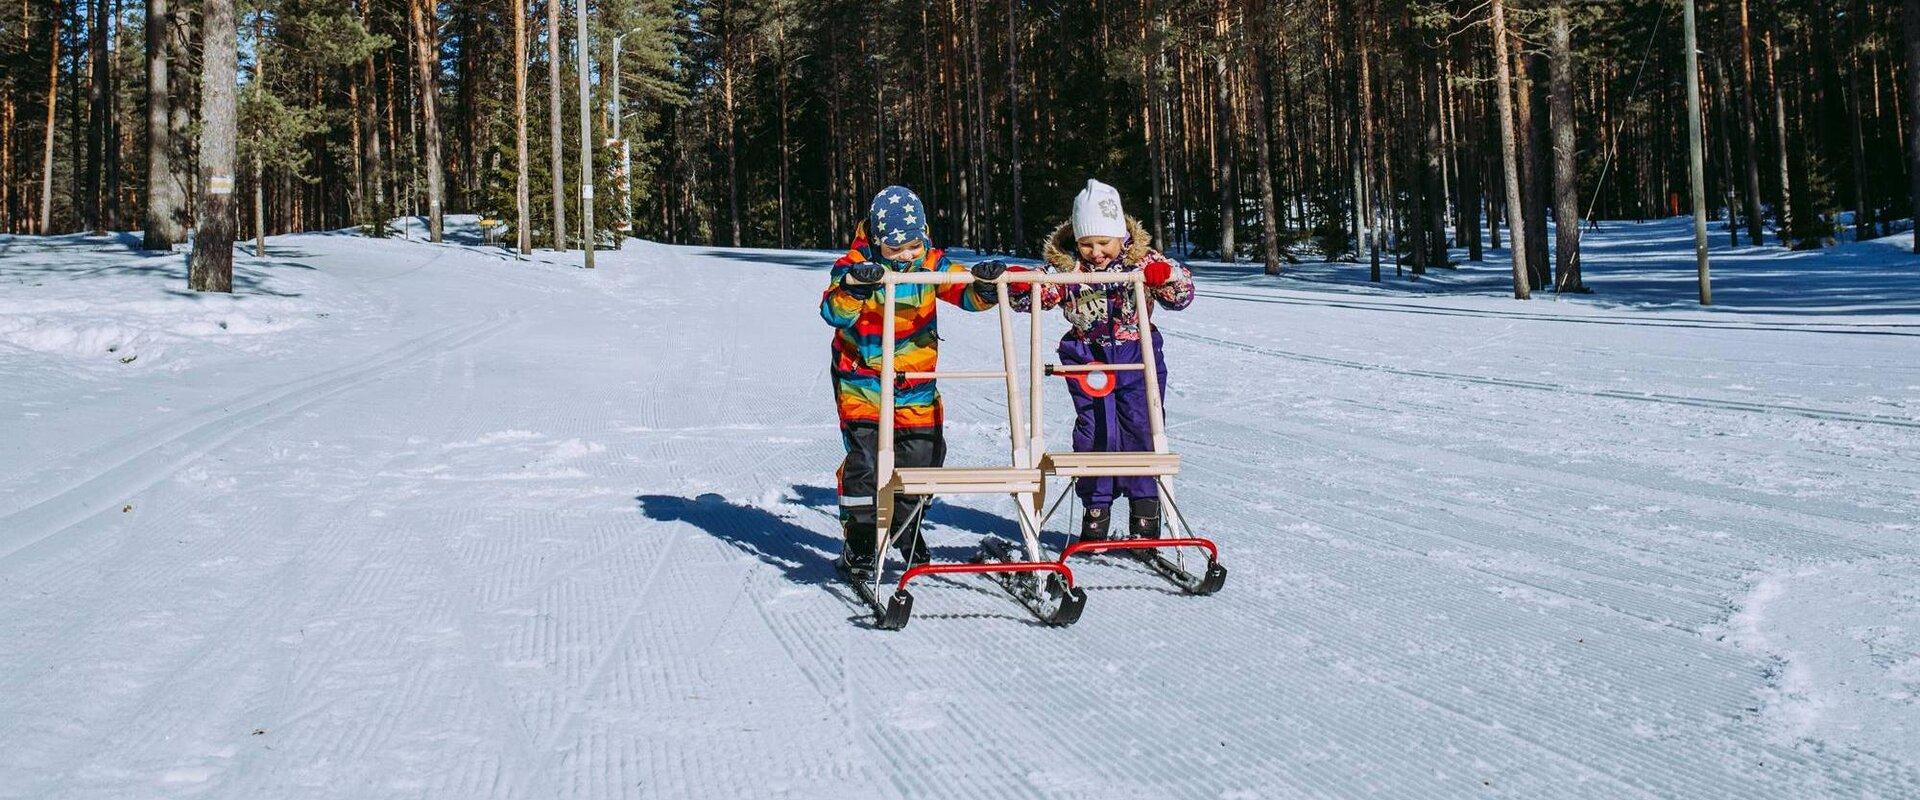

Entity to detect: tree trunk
[775,5,791,249]
[408,0,443,242]
[143,0,182,248]
[190,0,237,293]
[103,0,120,231]
[39,7,60,234]
[1421,42,1446,271]
[513,0,530,253]
[1249,3,1282,275]
[2,94,12,233]
[720,0,739,247]
[1549,0,1582,291]
[1907,0,1920,250]
[546,0,565,250]
[1846,0,1870,241]
[1714,54,1741,247]
[1492,0,1529,298]
[1359,10,1381,280]
[1514,40,1548,290]
[1007,0,1024,254]
[85,0,106,230]
[169,4,193,223]
[1735,0,1765,243]
[1214,0,1236,261]
[1765,30,1795,246]
[251,10,265,255]
[967,0,993,251]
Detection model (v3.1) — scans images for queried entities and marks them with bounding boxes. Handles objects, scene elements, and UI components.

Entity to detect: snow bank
[1728,558,1920,761]
[0,238,349,371]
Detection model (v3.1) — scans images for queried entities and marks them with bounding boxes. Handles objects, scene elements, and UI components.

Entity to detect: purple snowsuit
[1020,218,1195,507]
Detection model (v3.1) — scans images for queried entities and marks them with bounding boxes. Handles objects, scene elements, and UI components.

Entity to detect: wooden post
[1683,0,1712,304]
[514,0,531,254]
[876,280,898,558]
[1133,274,1169,455]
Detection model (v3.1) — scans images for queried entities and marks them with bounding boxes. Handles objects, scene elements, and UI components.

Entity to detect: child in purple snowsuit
[1018,179,1195,541]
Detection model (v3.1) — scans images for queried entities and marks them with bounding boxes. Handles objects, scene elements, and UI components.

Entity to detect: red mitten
[1143,258,1173,287]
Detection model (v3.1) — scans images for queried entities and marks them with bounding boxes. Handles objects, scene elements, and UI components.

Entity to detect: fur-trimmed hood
[1041,216,1155,272]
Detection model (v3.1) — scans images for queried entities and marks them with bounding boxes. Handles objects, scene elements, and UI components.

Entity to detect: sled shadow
[635,493,840,587]
[633,491,1039,627]
[786,484,1024,558]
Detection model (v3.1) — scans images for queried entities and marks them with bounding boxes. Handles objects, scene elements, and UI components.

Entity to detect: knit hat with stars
[866,186,929,252]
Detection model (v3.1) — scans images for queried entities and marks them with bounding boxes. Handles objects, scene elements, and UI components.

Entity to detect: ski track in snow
[1,217,1917,798]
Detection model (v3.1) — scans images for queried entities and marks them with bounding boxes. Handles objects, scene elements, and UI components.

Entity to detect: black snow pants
[836,422,946,555]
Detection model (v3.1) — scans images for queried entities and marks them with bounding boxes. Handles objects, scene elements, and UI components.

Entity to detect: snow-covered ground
[1,217,1916,798]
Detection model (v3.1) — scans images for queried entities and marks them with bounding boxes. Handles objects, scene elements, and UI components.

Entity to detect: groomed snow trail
[2,219,1916,798]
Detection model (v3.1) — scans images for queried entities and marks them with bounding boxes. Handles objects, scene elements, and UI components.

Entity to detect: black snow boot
[834,548,877,580]
[1128,498,1163,541]
[1079,506,1112,542]
[837,512,879,579]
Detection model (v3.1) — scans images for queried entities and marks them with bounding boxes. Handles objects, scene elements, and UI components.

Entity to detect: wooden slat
[889,467,1043,495]
[1039,451,1181,477]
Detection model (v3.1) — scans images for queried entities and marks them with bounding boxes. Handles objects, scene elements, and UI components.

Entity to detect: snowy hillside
[1,218,1917,798]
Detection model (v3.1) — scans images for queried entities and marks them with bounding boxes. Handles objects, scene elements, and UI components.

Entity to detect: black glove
[843,263,885,298]
[969,260,1007,281]
[970,259,1006,300]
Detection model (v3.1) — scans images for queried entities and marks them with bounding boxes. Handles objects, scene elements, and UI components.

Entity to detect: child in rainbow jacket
[1015,179,1195,542]
[821,186,1006,577]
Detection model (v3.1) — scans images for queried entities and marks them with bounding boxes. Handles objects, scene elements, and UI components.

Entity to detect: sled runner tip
[1062,536,1227,596]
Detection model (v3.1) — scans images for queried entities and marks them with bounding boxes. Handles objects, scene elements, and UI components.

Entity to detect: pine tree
[190,0,238,293]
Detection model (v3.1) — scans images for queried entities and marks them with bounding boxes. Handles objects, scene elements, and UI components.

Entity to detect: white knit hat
[1071,179,1128,240]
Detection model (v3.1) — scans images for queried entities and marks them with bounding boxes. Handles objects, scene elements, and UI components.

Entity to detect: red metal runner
[896,561,1077,592]
[1060,536,1218,563]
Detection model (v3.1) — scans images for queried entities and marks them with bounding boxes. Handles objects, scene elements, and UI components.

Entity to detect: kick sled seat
[886,466,1043,497]
[1037,451,1180,478]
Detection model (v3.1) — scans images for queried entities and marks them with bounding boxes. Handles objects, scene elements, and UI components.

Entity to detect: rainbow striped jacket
[821,225,996,432]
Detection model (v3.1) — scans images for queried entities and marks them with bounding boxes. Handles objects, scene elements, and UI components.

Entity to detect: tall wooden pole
[573,0,594,267]
[1491,0,1529,299]
[514,0,531,254]
[1682,0,1711,305]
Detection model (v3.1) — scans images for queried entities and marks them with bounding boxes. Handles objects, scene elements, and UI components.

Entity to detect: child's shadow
[634,492,840,587]
[635,489,1042,625]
